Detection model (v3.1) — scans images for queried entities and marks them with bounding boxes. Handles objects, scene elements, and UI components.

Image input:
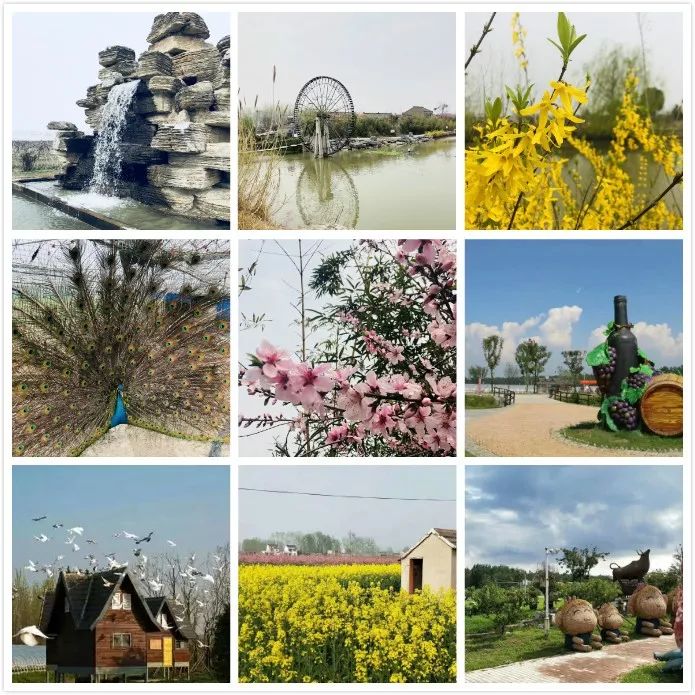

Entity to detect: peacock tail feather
[12,240,230,456]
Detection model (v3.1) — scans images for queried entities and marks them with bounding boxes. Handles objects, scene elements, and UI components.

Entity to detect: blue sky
[239,12,455,113]
[466,465,682,574]
[466,240,683,372]
[239,466,456,552]
[13,12,230,139]
[12,466,229,576]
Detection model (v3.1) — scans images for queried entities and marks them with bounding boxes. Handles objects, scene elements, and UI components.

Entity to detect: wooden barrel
[640,373,683,437]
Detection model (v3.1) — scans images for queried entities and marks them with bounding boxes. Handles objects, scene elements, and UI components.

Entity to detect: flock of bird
[14,513,226,647]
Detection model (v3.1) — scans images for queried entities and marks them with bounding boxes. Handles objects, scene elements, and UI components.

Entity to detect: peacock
[12,240,230,457]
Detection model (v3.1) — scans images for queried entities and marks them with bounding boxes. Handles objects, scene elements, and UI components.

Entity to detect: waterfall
[89,80,140,195]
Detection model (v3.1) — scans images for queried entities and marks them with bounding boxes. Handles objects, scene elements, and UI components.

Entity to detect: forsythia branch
[465,12,496,70]
[618,172,684,229]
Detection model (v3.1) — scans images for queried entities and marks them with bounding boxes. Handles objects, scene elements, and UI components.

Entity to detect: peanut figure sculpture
[628,584,674,637]
[596,603,630,644]
[554,598,603,652]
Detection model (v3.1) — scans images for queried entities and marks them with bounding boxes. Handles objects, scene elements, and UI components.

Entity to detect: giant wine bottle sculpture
[607,295,639,396]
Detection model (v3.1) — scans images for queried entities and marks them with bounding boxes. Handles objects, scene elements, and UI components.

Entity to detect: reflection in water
[272,138,456,230]
[296,157,359,229]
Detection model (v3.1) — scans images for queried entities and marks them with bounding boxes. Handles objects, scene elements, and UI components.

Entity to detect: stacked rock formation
[49,12,230,224]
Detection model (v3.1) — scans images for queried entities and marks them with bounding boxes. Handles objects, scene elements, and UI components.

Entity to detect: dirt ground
[465,394,674,457]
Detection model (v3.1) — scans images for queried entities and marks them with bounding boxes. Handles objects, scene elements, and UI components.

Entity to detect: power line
[239,487,455,502]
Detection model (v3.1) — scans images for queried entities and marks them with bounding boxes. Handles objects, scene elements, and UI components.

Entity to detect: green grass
[466,625,566,671]
[619,663,683,684]
[13,671,52,683]
[13,669,223,684]
[465,394,498,409]
[465,616,644,672]
[560,422,683,452]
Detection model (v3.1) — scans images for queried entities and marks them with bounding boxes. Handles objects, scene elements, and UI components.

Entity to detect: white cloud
[465,307,582,368]
[632,322,683,364]
[539,305,583,348]
[587,322,683,366]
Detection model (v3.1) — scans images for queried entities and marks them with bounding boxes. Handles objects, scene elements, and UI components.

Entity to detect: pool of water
[13,194,96,229]
[269,138,456,230]
[14,181,229,231]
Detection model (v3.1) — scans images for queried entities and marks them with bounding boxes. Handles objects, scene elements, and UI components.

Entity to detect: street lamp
[544,547,561,636]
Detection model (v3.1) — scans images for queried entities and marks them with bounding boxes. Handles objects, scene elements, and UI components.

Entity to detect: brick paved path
[465,635,676,683]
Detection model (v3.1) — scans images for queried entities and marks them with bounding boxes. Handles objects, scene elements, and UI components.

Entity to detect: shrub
[555,578,621,607]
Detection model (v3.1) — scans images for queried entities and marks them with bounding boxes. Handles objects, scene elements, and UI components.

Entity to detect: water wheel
[293,76,355,157]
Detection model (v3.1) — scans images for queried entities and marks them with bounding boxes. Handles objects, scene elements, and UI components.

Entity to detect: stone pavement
[466,635,676,683]
[80,424,229,457]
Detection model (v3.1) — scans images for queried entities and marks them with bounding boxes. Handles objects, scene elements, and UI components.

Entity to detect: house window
[149,638,162,650]
[112,633,131,648]
[111,592,131,610]
[175,639,186,650]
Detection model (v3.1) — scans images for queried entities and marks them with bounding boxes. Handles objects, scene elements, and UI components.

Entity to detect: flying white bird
[195,600,205,608]
[200,574,215,584]
[167,540,177,547]
[85,539,97,545]
[72,543,80,552]
[52,523,63,529]
[135,532,154,545]
[13,625,53,646]
[102,578,113,588]
[65,536,75,545]
[196,640,209,648]
[67,527,84,536]
[174,597,183,607]
[41,566,54,578]
[33,534,49,543]
[122,531,138,540]
[149,578,163,592]
[175,614,185,622]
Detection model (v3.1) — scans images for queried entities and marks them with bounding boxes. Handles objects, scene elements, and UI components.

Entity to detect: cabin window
[112,633,131,648]
[175,639,186,650]
[149,638,162,650]
[111,591,131,610]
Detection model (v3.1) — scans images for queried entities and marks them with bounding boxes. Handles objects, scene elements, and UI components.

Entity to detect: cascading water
[89,80,140,195]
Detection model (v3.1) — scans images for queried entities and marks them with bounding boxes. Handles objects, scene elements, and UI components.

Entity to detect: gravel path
[466,635,676,683]
[465,397,662,457]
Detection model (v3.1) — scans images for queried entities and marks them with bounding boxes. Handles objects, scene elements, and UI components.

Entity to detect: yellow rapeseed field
[238,564,457,683]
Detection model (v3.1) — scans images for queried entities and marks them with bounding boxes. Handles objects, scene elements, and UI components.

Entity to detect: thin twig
[618,172,683,229]
[465,13,496,70]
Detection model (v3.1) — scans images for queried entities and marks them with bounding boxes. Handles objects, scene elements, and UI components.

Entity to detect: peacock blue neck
[110,384,128,428]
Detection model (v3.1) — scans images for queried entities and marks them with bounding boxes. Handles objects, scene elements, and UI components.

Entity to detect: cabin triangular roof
[400,527,457,559]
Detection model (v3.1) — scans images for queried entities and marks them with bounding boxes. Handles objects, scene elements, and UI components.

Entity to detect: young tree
[515,339,551,393]
[468,365,488,383]
[562,350,587,391]
[504,361,521,384]
[482,335,504,391]
[558,546,609,581]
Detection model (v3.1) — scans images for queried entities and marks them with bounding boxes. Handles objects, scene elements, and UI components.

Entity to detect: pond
[268,138,456,230]
[561,146,683,214]
[13,181,229,231]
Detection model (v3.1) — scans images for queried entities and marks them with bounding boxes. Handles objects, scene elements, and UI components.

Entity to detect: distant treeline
[240,530,398,555]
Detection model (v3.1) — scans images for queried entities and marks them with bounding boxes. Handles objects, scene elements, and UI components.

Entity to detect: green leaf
[547,38,565,56]
[586,342,609,367]
[557,12,571,48]
[569,34,586,55]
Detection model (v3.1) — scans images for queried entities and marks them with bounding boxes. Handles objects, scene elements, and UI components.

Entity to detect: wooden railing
[549,388,601,406]
[491,386,515,407]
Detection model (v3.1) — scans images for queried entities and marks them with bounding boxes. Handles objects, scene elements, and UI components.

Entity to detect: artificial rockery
[47,12,230,224]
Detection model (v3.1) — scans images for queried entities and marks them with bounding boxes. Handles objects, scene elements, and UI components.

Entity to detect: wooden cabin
[39,569,197,683]
[401,528,456,593]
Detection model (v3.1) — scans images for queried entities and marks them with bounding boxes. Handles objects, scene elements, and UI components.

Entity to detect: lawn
[465,394,498,409]
[560,422,683,453]
[465,616,644,672]
[619,663,683,684]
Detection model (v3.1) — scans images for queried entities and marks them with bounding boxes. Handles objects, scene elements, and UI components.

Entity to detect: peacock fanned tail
[12,240,230,456]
